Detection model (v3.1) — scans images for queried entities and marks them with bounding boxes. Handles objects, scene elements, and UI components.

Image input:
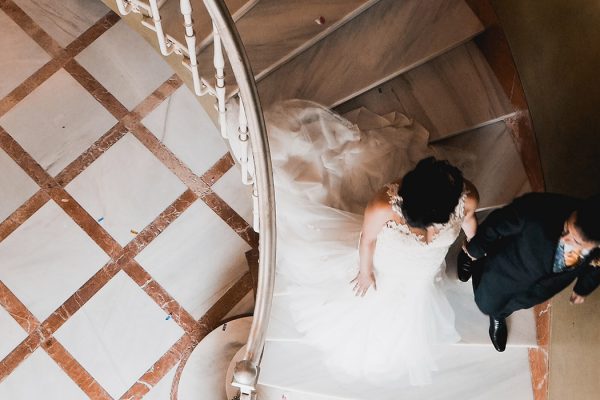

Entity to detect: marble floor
[0,1,255,399]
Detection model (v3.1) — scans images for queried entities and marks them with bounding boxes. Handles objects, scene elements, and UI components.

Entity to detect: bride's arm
[461,179,480,240]
[352,189,393,296]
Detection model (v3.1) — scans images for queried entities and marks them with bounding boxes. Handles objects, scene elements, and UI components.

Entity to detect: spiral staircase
[103,0,544,399]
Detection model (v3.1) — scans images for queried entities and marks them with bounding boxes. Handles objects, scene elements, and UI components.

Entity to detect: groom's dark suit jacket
[465,193,600,318]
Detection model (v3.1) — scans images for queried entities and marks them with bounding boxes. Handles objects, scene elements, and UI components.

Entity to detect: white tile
[0,149,38,222]
[75,20,174,110]
[0,200,109,320]
[143,362,178,400]
[0,10,51,99]
[54,271,184,399]
[0,349,88,399]
[135,200,251,319]
[65,133,187,246]
[0,307,28,361]
[212,166,253,225]
[142,86,226,176]
[0,69,117,176]
[223,291,254,321]
[12,0,109,47]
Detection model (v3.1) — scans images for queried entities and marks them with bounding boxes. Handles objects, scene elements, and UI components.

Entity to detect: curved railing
[200,2,275,399]
[113,0,275,398]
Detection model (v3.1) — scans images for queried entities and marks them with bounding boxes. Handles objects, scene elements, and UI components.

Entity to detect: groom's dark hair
[400,157,464,229]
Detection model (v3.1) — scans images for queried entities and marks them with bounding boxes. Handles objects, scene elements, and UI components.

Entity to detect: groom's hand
[457,247,477,282]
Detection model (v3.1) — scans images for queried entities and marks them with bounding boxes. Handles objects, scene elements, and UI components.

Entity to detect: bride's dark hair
[399,157,464,229]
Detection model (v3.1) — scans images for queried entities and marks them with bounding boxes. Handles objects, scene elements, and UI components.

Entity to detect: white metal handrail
[113,1,275,398]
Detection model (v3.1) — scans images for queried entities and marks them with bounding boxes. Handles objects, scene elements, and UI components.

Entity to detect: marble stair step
[259,341,534,400]
[267,278,536,348]
[195,0,381,91]
[256,0,484,108]
[430,120,531,210]
[335,42,515,142]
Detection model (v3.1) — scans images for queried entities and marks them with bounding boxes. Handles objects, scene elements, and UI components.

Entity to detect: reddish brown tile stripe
[64,11,120,58]
[201,152,236,187]
[123,189,198,257]
[201,191,258,248]
[0,10,118,118]
[47,188,123,258]
[123,260,199,335]
[55,121,129,186]
[0,0,62,57]
[0,127,55,188]
[200,272,254,333]
[43,337,112,399]
[40,259,122,336]
[0,281,39,334]
[128,121,210,195]
[529,348,549,400]
[0,191,48,242]
[132,74,184,119]
[64,59,129,120]
[244,248,260,294]
[0,330,44,381]
[120,333,193,399]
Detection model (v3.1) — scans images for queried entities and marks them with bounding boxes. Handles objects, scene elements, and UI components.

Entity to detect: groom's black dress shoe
[489,316,507,352]
[456,248,475,282]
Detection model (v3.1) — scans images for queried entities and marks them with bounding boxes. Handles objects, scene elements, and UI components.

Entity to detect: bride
[229,100,479,386]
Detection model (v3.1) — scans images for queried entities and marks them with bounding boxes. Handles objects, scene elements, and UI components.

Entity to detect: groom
[457,193,600,352]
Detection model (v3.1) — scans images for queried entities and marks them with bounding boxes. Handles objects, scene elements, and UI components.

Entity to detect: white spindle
[148,0,171,56]
[252,184,259,232]
[238,99,254,185]
[213,23,228,139]
[180,0,205,95]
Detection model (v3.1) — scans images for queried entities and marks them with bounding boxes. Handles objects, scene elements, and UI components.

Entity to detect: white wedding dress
[228,100,469,386]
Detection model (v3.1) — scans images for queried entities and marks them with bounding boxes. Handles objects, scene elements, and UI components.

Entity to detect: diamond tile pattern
[76,21,174,110]
[142,85,227,176]
[0,349,88,399]
[0,148,38,222]
[54,271,184,399]
[0,10,51,99]
[0,200,110,320]
[65,133,187,245]
[135,200,251,319]
[12,0,109,47]
[0,69,117,176]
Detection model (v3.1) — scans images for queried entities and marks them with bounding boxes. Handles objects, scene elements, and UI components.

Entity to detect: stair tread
[430,120,531,209]
[259,341,533,399]
[257,0,484,108]
[335,42,514,142]
[195,0,380,88]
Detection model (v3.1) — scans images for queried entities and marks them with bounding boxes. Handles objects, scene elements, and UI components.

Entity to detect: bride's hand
[350,270,377,297]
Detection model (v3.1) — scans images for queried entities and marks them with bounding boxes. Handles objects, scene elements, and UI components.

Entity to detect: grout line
[0,0,62,57]
[0,127,55,188]
[54,121,130,187]
[63,59,129,119]
[120,334,193,399]
[0,330,44,381]
[43,338,113,399]
[0,9,119,118]
[0,191,48,242]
